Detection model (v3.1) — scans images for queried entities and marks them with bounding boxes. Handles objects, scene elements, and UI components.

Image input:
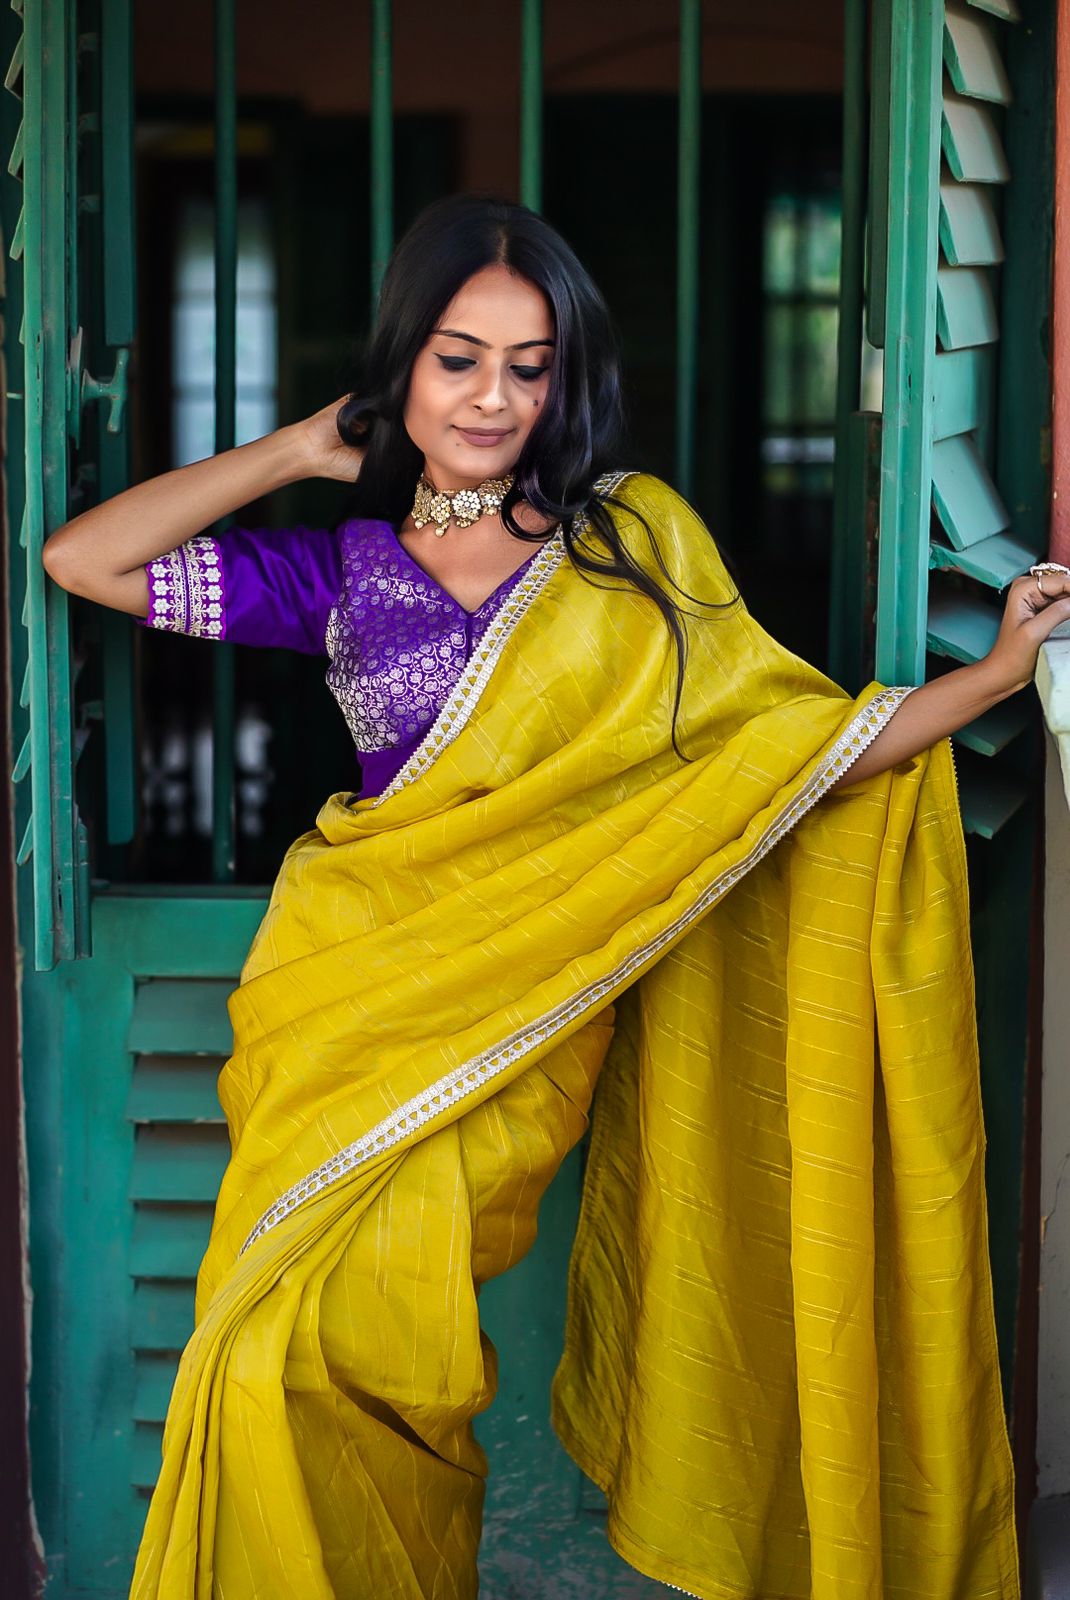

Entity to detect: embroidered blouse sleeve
[136,524,343,654]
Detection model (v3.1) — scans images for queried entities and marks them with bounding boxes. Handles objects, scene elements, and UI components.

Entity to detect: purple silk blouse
[136,520,542,800]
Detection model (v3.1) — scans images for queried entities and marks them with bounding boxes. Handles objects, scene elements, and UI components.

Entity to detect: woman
[43,193,1066,1600]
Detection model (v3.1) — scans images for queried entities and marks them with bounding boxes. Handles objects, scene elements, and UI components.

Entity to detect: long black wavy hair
[336,192,735,757]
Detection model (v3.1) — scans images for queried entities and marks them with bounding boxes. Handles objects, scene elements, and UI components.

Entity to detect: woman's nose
[471,362,509,413]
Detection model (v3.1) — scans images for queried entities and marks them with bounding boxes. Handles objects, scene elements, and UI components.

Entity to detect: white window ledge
[1037,627,1070,808]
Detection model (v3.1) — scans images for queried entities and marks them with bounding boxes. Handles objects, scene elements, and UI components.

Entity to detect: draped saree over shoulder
[131,472,1019,1600]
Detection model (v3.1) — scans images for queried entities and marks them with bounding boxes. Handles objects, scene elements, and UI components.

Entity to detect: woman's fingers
[1024,564,1070,601]
[1006,568,1070,621]
[967,564,1070,693]
[1021,592,1070,644]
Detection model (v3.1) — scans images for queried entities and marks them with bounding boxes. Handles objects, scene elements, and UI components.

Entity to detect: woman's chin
[428,444,521,483]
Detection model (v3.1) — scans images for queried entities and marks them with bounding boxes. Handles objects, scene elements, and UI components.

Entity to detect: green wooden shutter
[868,0,1053,1409]
[90,0,139,850]
[874,0,1041,838]
[18,894,265,1583]
[7,0,87,968]
[7,0,135,971]
[127,979,233,1492]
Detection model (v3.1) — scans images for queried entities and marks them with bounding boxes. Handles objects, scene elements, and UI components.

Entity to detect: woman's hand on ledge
[985,566,1070,694]
[832,565,1070,790]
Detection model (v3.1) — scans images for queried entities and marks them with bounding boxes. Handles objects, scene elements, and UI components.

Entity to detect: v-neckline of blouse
[382,521,559,619]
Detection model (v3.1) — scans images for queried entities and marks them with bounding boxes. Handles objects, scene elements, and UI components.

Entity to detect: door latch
[67,326,130,446]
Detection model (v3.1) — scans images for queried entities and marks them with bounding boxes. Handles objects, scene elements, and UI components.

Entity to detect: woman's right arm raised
[40,397,365,616]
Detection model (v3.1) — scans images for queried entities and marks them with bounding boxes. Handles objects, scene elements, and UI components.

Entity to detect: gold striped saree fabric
[130,473,1018,1600]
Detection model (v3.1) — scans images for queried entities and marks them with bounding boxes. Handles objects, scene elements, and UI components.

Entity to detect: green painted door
[0,3,677,1593]
[4,0,1053,1594]
[864,0,1053,1420]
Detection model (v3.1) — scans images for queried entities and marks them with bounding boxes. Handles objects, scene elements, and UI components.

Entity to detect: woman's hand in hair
[295,396,368,483]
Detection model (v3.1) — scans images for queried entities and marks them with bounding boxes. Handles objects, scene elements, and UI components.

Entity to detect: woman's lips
[454,427,513,448]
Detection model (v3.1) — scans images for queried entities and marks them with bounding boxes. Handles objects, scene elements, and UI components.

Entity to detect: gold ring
[1030,561,1070,578]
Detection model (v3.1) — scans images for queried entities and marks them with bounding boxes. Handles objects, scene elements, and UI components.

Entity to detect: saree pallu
[131,472,1019,1600]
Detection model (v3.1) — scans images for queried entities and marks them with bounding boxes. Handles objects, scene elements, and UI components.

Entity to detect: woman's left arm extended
[832,566,1070,788]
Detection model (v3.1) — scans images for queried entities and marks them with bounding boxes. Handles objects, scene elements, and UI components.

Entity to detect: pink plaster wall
[1053,0,1070,563]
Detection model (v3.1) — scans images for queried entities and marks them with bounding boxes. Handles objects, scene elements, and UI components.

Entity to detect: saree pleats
[552,743,1016,1598]
[131,473,1018,1599]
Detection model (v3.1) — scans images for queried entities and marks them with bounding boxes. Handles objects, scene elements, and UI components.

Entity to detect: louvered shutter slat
[133,1353,180,1423]
[131,1281,196,1351]
[125,979,235,1056]
[129,1204,216,1279]
[944,2,1013,104]
[932,432,1010,548]
[926,592,1002,663]
[125,974,236,1490]
[131,1423,165,1490]
[937,265,999,349]
[965,0,1020,21]
[130,1126,230,1203]
[929,529,1036,588]
[939,181,1004,266]
[942,91,1010,181]
[933,348,994,440]
[957,766,1029,838]
[126,1059,226,1123]
[953,696,1031,757]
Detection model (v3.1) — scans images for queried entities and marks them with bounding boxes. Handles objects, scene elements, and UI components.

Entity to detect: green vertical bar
[995,2,1055,551]
[865,0,892,349]
[675,0,701,498]
[65,0,77,348]
[875,0,943,686]
[100,0,135,346]
[23,0,78,967]
[519,0,542,212]
[370,0,393,315]
[827,0,869,686]
[212,0,237,881]
[97,0,137,846]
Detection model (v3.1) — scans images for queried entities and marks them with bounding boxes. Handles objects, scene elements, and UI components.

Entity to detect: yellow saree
[131,471,1019,1600]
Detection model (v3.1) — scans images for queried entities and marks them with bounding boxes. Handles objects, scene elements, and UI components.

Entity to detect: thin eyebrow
[432,327,555,352]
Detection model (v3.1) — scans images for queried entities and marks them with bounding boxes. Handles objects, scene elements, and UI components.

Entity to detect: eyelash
[435,354,549,382]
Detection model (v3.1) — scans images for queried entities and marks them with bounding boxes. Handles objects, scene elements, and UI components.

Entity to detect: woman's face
[404,263,555,492]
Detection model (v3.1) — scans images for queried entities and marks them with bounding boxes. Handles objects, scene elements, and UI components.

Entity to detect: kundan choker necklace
[411,472,514,537]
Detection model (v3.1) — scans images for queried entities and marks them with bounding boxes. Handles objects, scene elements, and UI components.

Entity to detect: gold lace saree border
[368,470,638,806]
[239,684,915,1257]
